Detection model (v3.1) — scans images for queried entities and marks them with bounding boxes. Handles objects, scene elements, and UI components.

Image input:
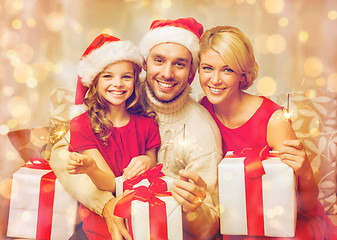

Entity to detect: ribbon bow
[114,164,171,240]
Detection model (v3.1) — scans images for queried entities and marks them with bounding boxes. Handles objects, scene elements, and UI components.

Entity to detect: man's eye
[154,58,162,63]
[176,62,185,67]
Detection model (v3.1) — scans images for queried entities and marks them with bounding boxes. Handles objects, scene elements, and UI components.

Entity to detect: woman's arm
[267,109,318,212]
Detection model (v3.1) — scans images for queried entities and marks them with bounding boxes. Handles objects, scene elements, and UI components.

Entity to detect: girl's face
[97,60,135,109]
[199,49,244,105]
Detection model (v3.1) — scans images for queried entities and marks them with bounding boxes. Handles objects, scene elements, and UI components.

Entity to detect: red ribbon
[225,146,279,236]
[114,164,171,240]
[24,158,52,170]
[25,158,56,240]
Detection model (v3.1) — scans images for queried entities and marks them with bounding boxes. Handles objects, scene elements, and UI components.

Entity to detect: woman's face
[97,60,135,110]
[199,49,244,105]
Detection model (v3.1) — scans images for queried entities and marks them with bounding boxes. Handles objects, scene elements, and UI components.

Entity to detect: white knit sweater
[145,83,223,239]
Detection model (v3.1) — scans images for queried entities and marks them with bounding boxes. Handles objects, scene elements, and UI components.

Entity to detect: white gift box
[218,152,297,237]
[115,168,182,240]
[127,195,182,240]
[7,165,78,240]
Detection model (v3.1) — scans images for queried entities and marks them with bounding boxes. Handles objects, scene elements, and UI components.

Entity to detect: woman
[199,26,337,239]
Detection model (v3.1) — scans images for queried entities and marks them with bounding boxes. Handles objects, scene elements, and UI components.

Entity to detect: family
[49,17,337,239]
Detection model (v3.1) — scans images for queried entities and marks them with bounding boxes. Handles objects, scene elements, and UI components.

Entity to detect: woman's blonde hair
[84,62,156,144]
[199,26,258,90]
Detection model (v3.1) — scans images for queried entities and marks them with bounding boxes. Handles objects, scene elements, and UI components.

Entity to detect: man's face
[144,43,192,102]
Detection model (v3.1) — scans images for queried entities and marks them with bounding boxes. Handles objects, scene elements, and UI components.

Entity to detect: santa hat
[72,33,143,117]
[139,17,203,84]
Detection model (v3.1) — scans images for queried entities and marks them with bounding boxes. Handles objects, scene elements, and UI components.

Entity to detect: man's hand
[102,195,132,240]
[172,169,207,213]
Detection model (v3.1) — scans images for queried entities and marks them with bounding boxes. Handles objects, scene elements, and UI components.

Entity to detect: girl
[66,34,161,240]
[199,26,337,239]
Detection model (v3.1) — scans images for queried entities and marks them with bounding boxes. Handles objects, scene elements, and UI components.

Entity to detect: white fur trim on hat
[139,26,200,74]
[78,41,143,87]
[69,104,88,119]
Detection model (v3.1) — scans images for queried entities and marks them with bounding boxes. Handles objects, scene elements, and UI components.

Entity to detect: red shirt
[69,111,161,177]
[200,96,282,154]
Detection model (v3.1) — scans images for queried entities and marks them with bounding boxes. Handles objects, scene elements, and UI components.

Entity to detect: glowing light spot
[141,0,150,6]
[254,34,269,54]
[304,57,323,78]
[74,24,83,33]
[7,96,31,124]
[274,206,284,215]
[32,63,48,82]
[278,17,289,27]
[15,43,34,63]
[327,73,337,92]
[235,0,244,4]
[79,208,90,219]
[298,31,309,42]
[27,77,37,88]
[3,86,14,96]
[269,218,279,228]
[310,128,320,137]
[0,179,12,199]
[266,209,276,218]
[7,119,18,129]
[45,12,66,32]
[22,211,32,222]
[4,0,23,14]
[267,34,286,54]
[161,0,172,8]
[185,211,197,221]
[328,10,337,20]
[43,183,54,193]
[0,30,20,48]
[14,64,33,83]
[264,0,284,14]
[44,61,55,71]
[305,89,317,99]
[102,28,113,35]
[0,125,9,135]
[246,0,256,4]
[316,77,325,87]
[215,0,234,7]
[257,76,277,96]
[26,18,36,28]
[11,19,22,30]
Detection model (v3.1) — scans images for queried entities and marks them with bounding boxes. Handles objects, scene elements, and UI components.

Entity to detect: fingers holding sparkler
[67,152,96,175]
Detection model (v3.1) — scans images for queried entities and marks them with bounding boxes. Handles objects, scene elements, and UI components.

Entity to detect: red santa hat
[72,33,143,117]
[139,17,203,84]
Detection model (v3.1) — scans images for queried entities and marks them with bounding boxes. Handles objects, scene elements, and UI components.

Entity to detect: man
[50,17,223,240]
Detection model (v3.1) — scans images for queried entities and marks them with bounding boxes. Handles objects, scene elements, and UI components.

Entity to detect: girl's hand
[278,139,312,179]
[66,152,96,174]
[122,155,152,180]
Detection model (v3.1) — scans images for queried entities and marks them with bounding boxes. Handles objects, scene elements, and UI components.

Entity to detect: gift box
[7,158,78,240]
[218,148,297,237]
[114,164,183,240]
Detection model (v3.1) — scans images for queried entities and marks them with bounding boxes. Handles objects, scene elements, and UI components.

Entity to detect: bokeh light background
[0,0,336,131]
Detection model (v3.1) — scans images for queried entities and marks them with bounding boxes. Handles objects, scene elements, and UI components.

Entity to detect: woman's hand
[172,169,207,213]
[66,152,96,175]
[278,139,312,178]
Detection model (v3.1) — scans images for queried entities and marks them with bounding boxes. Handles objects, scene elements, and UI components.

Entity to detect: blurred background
[0,0,336,130]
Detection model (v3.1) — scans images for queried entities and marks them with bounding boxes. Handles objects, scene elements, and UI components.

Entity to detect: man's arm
[49,133,113,216]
